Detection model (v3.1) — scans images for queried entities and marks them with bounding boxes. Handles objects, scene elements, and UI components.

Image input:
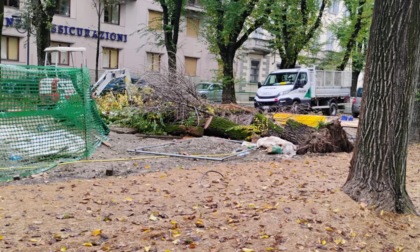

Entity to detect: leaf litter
[0,132,419,251]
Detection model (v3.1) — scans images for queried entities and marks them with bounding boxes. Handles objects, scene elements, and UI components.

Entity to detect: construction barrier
[0,64,108,181]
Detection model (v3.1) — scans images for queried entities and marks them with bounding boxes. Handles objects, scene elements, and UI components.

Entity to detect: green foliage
[130,112,167,135]
[183,111,197,127]
[330,0,373,71]
[315,120,328,130]
[200,0,274,102]
[265,0,327,69]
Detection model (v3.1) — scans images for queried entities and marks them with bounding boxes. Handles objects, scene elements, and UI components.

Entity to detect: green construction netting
[0,64,109,181]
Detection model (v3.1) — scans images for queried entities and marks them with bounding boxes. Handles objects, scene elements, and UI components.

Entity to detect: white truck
[254,67,351,116]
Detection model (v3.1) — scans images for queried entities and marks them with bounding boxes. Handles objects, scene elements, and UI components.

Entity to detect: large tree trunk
[160,0,182,73]
[35,17,52,66]
[279,53,298,69]
[342,0,419,214]
[32,0,55,66]
[350,70,360,97]
[220,50,236,104]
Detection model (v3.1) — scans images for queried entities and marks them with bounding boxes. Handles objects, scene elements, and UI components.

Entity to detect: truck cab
[254,68,311,111]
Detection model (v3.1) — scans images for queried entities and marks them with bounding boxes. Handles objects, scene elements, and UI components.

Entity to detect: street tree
[92,0,123,81]
[266,0,327,69]
[157,0,185,73]
[333,0,373,95]
[28,0,57,65]
[200,0,274,103]
[342,0,419,214]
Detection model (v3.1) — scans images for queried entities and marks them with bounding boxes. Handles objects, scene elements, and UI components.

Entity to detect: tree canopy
[200,0,274,103]
[265,0,327,69]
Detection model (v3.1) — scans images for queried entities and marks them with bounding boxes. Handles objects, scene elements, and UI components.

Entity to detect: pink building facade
[1,0,219,81]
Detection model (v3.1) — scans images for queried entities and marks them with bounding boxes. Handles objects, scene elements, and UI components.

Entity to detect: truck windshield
[263,73,297,86]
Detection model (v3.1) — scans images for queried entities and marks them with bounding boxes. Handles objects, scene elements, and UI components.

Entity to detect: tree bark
[342,0,419,214]
[350,70,360,97]
[159,0,182,73]
[31,0,56,66]
[220,50,236,104]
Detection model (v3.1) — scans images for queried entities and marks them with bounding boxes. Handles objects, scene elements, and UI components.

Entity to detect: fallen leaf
[242,248,255,252]
[149,214,158,221]
[57,213,75,219]
[334,238,346,245]
[195,219,205,228]
[144,245,151,252]
[101,244,111,251]
[325,226,335,232]
[171,229,181,238]
[170,220,178,229]
[0,235,3,241]
[91,229,102,236]
[60,246,67,252]
[260,234,270,239]
[83,242,93,247]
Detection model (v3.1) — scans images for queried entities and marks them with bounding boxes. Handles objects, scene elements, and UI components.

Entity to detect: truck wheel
[328,102,338,116]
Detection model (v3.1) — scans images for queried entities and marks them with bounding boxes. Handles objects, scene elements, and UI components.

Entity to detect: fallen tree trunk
[280,119,353,155]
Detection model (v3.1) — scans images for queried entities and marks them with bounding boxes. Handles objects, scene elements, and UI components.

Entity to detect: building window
[50,42,70,65]
[56,0,70,16]
[250,60,260,83]
[329,0,339,15]
[185,57,198,76]
[186,18,199,38]
[148,10,162,30]
[104,4,120,25]
[147,52,161,72]
[1,36,19,61]
[103,48,119,69]
[5,0,19,8]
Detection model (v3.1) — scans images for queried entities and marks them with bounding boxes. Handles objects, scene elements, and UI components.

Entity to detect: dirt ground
[0,126,419,252]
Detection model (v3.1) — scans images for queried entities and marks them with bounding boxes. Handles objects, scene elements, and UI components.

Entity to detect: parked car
[352,87,363,118]
[196,82,222,102]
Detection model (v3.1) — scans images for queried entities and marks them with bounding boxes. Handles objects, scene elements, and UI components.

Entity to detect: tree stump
[280,119,353,155]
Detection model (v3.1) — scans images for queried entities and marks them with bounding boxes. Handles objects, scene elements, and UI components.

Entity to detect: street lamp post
[12,14,33,65]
